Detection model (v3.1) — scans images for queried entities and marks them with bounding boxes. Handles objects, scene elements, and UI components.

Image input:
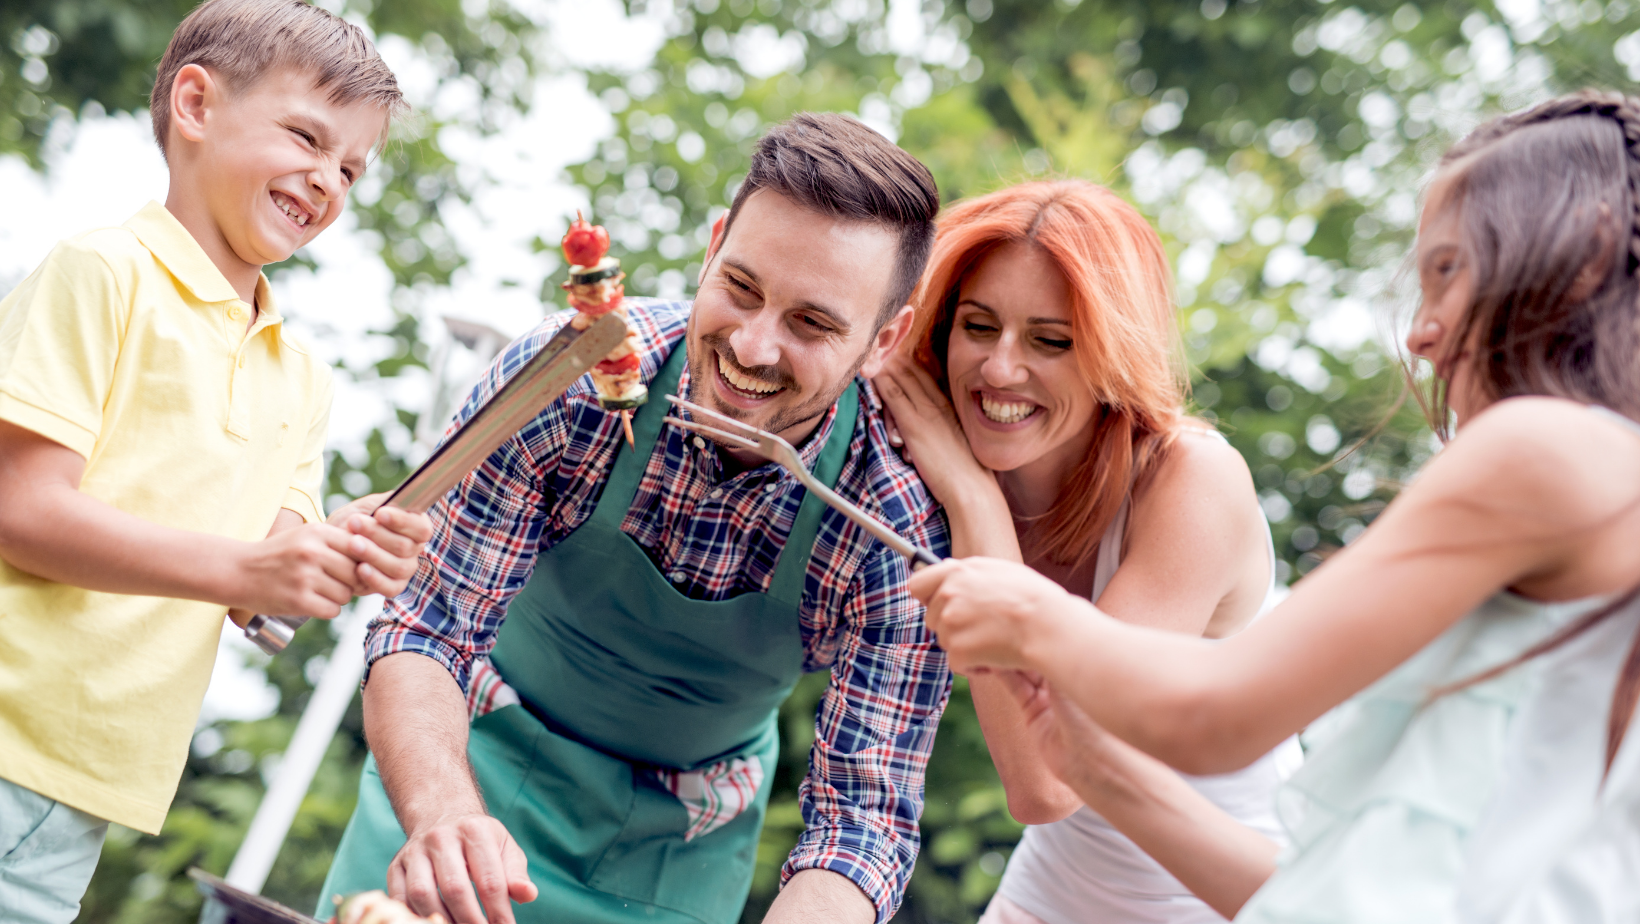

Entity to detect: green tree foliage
[8,0,1639,921]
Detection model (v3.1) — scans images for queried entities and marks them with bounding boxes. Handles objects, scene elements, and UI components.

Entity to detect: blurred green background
[5,0,1636,920]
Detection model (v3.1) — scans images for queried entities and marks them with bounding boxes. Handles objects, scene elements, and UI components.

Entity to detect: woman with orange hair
[874,179,1298,923]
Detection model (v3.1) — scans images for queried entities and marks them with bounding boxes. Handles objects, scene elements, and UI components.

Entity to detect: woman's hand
[874,355,1019,560]
[910,557,1076,673]
[872,354,995,508]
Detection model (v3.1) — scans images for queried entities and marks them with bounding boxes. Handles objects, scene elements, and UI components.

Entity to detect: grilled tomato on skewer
[561,213,646,426]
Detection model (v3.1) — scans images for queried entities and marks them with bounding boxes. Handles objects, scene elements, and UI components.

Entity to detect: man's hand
[389,813,538,924]
[367,653,537,924]
[326,493,435,598]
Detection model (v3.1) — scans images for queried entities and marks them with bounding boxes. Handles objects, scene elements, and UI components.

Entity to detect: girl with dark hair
[911,90,1640,921]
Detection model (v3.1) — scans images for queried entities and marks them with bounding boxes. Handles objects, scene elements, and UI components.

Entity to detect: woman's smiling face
[945,240,1099,478]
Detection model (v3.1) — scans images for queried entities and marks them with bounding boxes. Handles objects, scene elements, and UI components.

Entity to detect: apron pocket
[588,745,775,924]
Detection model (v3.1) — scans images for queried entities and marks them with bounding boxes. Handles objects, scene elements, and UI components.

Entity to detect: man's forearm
[763,869,875,924]
[364,651,486,832]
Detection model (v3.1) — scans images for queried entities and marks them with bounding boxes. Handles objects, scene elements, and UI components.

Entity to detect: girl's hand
[909,557,1074,673]
[872,354,995,508]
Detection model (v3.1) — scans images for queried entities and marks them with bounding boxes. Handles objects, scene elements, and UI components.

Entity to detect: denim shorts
[0,776,108,924]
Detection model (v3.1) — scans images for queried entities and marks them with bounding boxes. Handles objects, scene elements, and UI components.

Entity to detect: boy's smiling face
[167,63,389,278]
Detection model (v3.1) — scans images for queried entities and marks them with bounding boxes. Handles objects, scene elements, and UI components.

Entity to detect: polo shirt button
[710,488,723,499]
[237,356,246,368]
[229,306,245,321]
[669,571,686,583]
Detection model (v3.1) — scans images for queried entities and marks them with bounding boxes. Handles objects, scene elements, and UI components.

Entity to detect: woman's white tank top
[995,487,1304,924]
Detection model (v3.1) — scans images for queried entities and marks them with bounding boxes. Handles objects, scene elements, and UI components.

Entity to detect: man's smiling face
[687,189,909,450]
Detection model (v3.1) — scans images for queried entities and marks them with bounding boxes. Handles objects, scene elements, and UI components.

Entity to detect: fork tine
[665,394,763,439]
[665,416,761,452]
[667,393,942,567]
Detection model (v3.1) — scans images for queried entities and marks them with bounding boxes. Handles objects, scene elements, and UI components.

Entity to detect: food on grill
[331,890,445,924]
[561,213,645,442]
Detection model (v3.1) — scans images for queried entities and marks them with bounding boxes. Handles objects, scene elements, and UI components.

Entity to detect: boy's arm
[0,417,360,618]
[229,504,427,628]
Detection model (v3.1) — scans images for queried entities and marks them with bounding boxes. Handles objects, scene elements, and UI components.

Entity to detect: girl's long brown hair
[907,180,1187,569]
[1427,91,1640,776]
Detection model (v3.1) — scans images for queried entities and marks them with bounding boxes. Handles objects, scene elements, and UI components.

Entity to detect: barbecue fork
[665,395,942,568]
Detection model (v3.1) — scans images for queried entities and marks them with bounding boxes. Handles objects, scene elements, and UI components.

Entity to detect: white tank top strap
[1089,498,1129,603]
[1182,423,1231,444]
[1089,423,1276,608]
[1589,404,1640,436]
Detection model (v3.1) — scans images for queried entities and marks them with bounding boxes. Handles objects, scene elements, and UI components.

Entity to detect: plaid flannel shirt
[368,299,952,921]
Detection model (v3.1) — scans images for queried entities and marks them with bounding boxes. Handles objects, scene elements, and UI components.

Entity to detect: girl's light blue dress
[1236,583,1640,923]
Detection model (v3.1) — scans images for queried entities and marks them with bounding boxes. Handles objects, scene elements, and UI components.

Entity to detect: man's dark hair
[722,112,939,327]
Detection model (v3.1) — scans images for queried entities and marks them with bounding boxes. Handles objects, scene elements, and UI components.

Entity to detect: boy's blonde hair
[150,0,406,157]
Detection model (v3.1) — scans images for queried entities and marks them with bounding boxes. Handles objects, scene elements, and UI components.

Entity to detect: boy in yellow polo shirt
[0,2,430,920]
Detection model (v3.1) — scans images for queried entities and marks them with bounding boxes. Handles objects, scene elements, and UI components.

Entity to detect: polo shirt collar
[125,201,262,308]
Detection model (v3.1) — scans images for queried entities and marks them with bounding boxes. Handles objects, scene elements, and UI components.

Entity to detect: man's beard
[686,333,867,444]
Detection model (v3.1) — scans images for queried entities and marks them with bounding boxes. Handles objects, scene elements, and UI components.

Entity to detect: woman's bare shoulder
[1149,423,1257,500]
[1110,422,1269,634]
[1130,423,1263,552]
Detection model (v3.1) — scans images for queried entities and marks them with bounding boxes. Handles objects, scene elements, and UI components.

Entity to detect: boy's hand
[327,493,434,598]
[235,522,367,619]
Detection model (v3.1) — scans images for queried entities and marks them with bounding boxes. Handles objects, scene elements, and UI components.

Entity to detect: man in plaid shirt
[319,113,951,924]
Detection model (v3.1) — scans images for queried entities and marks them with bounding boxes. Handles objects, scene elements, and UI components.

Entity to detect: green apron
[320,344,858,924]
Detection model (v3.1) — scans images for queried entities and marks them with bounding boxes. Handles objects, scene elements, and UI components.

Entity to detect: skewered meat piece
[561,215,647,412]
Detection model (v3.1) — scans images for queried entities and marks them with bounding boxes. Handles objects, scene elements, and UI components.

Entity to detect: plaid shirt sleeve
[783,514,952,922]
[363,322,571,691]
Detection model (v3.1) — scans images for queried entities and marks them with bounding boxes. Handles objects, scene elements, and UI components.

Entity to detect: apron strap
[589,340,690,529]
[765,382,857,607]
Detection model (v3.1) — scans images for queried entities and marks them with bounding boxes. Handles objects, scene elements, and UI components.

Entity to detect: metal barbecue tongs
[665,394,943,569]
[239,312,631,655]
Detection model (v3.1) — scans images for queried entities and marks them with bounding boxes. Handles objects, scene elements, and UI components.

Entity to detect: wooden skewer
[621,409,636,448]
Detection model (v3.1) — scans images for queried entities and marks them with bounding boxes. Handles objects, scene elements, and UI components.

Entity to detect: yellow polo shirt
[0,201,333,834]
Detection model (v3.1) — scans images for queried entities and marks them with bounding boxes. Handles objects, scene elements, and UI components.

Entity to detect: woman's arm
[914,398,1640,773]
[875,356,1080,822]
[1000,671,1278,919]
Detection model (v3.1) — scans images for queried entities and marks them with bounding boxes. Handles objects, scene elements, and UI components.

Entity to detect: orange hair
[909,179,1188,569]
